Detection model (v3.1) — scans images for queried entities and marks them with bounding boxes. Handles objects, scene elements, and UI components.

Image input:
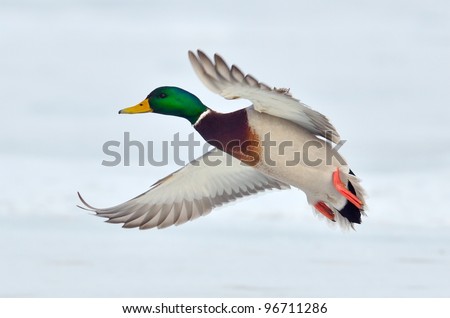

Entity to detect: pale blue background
[1,0,449,297]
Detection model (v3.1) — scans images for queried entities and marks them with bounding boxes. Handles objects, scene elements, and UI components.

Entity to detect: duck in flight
[78,50,366,229]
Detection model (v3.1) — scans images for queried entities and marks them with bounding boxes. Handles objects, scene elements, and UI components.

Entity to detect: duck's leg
[314,201,335,221]
[332,168,363,209]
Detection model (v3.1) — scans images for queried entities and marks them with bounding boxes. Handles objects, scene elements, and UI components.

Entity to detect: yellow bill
[118,99,152,114]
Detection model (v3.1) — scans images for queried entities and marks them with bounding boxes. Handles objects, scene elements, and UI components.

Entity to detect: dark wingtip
[76,192,96,211]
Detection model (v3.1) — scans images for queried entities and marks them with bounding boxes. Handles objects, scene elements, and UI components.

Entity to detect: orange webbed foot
[314,201,335,222]
[332,168,363,209]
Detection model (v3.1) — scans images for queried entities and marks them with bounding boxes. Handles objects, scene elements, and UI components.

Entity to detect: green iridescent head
[119,86,208,124]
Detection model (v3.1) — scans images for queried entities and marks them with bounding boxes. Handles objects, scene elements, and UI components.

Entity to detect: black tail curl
[337,170,363,224]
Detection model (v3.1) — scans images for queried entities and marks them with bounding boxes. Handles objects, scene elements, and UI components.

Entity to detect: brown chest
[194,109,261,166]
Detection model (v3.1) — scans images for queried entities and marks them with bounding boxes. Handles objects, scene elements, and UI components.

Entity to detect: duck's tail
[314,168,366,229]
[336,169,366,225]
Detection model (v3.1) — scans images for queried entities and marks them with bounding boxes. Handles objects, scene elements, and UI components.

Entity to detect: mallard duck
[78,50,366,229]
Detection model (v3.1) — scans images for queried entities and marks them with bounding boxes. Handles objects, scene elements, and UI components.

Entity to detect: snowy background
[1,0,450,297]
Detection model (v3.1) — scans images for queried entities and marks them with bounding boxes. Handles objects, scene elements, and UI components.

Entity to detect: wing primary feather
[157,204,175,229]
[188,51,221,93]
[78,149,290,230]
[139,206,163,230]
[244,74,259,87]
[230,65,245,82]
[214,54,232,81]
[138,205,162,228]
[189,50,342,143]
[197,50,218,80]
[259,82,272,91]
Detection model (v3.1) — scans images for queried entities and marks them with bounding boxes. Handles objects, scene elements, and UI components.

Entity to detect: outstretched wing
[78,148,290,229]
[188,50,340,143]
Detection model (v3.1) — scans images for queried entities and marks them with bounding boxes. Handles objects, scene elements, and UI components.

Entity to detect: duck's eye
[159,93,167,98]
